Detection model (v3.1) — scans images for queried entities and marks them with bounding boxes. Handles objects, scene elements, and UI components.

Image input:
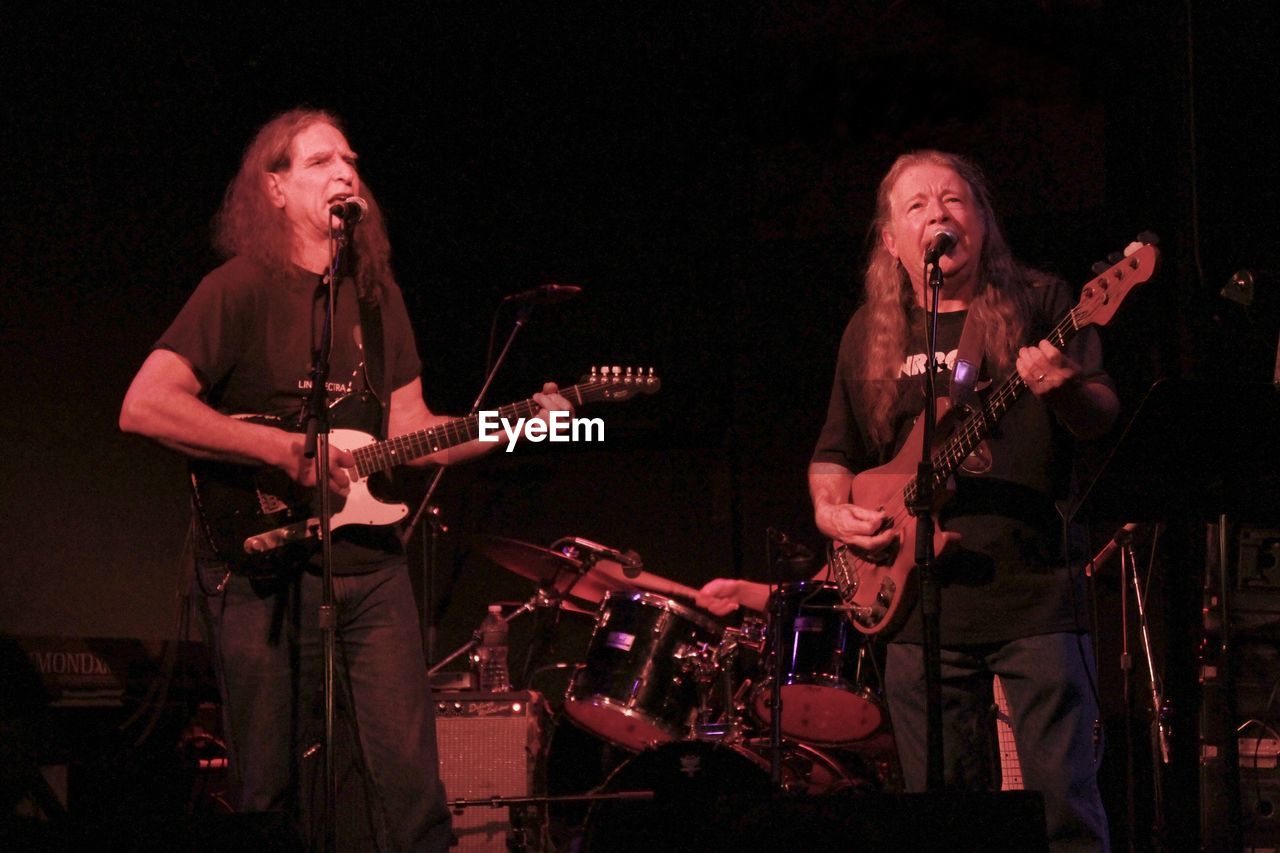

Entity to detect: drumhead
[601,589,724,637]
[561,696,675,752]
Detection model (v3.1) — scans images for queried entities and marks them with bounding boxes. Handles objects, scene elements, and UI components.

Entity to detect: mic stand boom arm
[406,301,537,666]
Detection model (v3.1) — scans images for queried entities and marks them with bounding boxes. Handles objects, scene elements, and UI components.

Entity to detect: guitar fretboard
[902,307,1080,506]
[351,397,550,476]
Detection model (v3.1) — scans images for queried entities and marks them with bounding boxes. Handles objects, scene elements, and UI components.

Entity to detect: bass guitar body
[830,400,965,635]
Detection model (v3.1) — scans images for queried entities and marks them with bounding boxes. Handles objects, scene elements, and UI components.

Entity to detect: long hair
[857,150,1041,447]
[213,108,394,300]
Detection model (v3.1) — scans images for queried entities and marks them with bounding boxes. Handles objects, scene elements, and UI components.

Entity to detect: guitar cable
[1059,503,1107,754]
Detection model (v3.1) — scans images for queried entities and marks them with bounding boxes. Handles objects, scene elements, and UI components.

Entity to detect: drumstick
[592,559,701,602]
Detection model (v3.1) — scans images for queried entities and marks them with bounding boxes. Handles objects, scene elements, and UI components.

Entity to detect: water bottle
[475,604,511,693]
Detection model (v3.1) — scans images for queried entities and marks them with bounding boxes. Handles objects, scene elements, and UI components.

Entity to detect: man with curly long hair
[700,151,1116,851]
[121,108,568,850]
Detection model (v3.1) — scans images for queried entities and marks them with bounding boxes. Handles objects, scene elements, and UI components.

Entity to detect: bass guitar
[829,242,1159,634]
[191,366,660,573]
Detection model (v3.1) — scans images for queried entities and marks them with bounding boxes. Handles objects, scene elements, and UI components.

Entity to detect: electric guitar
[828,242,1160,635]
[190,366,660,573]
[994,674,1024,790]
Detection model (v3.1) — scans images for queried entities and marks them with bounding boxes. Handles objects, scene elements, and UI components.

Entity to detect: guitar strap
[356,288,390,439]
[950,306,985,410]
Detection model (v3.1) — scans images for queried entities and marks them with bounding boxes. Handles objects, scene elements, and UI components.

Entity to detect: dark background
[3,1,1279,847]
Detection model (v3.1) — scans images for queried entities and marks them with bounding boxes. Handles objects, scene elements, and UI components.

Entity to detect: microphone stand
[913,257,946,791]
[405,299,537,666]
[303,221,350,853]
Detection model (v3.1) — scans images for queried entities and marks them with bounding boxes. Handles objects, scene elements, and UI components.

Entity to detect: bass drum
[582,738,851,852]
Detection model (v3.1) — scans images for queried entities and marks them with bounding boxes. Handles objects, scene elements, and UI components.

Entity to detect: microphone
[767,527,814,564]
[503,283,583,304]
[1086,522,1139,577]
[923,229,958,265]
[329,196,369,223]
[553,536,644,575]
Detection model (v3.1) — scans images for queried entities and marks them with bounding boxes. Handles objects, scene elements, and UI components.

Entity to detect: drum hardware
[448,790,655,853]
[426,585,582,681]
[721,617,767,653]
[686,624,762,741]
[550,535,645,578]
[448,790,655,811]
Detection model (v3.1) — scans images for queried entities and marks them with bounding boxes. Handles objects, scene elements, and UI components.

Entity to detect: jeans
[885,633,1110,853]
[195,558,452,852]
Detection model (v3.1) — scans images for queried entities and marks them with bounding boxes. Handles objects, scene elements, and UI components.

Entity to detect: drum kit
[469,534,895,847]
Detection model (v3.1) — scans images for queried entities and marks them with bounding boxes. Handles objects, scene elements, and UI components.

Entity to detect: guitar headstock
[1074,240,1160,329]
[579,366,661,401]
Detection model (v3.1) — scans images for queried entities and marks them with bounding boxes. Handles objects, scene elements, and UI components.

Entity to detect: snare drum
[564,591,723,751]
[752,580,883,744]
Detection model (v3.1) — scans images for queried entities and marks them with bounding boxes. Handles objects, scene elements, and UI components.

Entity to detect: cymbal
[479,536,581,584]
[477,536,627,612]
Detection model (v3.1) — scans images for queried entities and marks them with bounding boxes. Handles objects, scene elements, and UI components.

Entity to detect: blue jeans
[195,559,452,852]
[886,634,1110,853]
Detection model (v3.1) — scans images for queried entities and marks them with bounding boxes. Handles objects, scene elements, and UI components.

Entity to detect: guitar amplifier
[435,691,546,852]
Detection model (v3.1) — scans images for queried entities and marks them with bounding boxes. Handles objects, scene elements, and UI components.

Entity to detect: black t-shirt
[812,278,1113,644]
[156,255,423,572]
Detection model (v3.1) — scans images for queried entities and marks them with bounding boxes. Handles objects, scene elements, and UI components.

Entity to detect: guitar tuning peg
[1106,252,1124,265]
[1136,230,1160,246]
[1091,261,1111,275]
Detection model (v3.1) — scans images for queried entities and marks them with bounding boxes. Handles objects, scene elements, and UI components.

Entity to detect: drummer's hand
[816,503,898,562]
[697,579,745,616]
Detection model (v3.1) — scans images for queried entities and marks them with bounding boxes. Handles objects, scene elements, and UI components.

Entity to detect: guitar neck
[348,370,657,476]
[993,674,1024,790]
[906,307,1080,503]
[350,397,542,476]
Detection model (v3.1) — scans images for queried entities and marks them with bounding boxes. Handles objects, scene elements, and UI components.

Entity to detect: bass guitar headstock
[1074,236,1160,329]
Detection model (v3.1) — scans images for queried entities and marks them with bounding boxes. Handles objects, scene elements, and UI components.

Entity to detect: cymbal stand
[690,634,743,740]
[425,589,548,678]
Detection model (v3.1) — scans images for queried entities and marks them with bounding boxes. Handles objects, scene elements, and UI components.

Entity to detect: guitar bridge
[830,545,860,599]
[244,519,320,555]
